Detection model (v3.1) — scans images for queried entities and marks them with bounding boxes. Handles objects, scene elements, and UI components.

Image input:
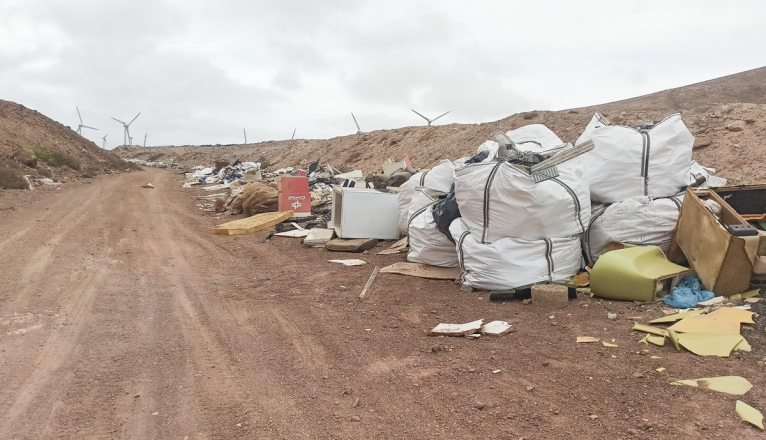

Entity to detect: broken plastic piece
[649,309,706,324]
[590,246,691,301]
[676,333,744,357]
[646,335,665,346]
[656,368,666,372]
[576,337,599,343]
[429,320,483,337]
[735,400,764,430]
[670,376,752,395]
[668,329,681,350]
[632,324,669,337]
[602,342,618,348]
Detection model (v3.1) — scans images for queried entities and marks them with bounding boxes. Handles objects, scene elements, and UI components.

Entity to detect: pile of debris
[124,158,178,169]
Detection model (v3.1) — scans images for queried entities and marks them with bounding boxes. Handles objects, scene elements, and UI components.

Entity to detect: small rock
[526,386,534,392]
[460,284,475,293]
[432,345,444,353]
[474,401,486,410]
[134,394,140,398]
[757,361,764,368]
[628,428,639,435]
[632,372,645,378]
[607,312,617,320]
[542,361,550,367]
[522,298,532,305]
[589,414,598,419]
[693,137,712,148]
[726,121,745,132]
[350,416,361,422]
[468,367,476,373]
[523,111,539,120]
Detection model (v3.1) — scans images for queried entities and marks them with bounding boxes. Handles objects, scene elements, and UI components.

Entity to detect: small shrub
[0,160,29,189]
[32,148,80,170]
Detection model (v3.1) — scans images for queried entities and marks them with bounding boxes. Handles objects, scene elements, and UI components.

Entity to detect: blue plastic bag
[662,275,715,308]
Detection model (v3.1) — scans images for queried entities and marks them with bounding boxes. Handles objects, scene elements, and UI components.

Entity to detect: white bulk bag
[575,113,693,204]
[396,160,455,236]
[450,219,582,290]
[454,152,590,243]
[407,204,459,268]
[583,194,684,266]
[506,124,565,154]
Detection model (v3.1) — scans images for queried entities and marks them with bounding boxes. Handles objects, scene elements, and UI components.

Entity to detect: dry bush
[33,148,81,170]
[0,160,29,189]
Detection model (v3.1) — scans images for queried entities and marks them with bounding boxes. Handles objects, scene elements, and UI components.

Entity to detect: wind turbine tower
[143,133,147,148]
[101,133,108,149]
[75,107,98,135]
[411,109,450,126]
[111,112,141,145]
[351,113,362,134]
[291,129,296,140]
[244,128,247,144]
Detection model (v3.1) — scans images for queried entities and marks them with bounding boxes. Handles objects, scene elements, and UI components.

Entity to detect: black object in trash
[465,150,489,164]
[432,185,461,243]
[727,224,758,236]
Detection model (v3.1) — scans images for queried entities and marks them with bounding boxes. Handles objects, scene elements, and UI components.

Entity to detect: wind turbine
[101,133,108,149]
[75,106,98,135]
[351,112,362,134]
[111,112,141,145]
[243,128,247,144]
[411,109,450,126]
[143,133,147,148]
[291,129,296,140]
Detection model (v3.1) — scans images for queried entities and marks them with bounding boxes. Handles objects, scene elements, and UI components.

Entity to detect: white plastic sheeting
[583,194,684,266]
[407,204,459,268]
[450,219,582,290]
[575,113,694,204]
[454,151,590,243]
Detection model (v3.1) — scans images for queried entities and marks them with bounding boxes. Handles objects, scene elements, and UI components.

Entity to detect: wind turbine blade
[76,106,83,124]
[351,113,361,131]
[83,126,98,130]
[411,109,429,122]
[292,129,296,140]
[111,117,126,124]
[128,112,141,125]
[431,111,450,123]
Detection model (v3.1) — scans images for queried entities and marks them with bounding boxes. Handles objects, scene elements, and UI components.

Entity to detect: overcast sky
[2,0,765,148]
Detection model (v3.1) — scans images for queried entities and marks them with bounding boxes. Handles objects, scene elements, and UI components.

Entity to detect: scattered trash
[429,319,483,337]
[632,324,669,337]
[735,401,764,430]
[607,312,617,320]
[332,187,399,239]
[274,229,311,238]
[481,321,512,336]
[662,275,714,308]
[325,238,378,253]
[698,296,726,306]
[212,211,293,235]
[378,262,461,280]
[303,228,335,245]
[377,237,408,255]
[576,337,599,343]
[359,266,380,299]
[670,376,752,395]
[142,183,154,189]
[649,309,706,324]
[656,367,666,373]
[328,259,367,267]
[590,246,691,301]
[675,333,746,357]
[602,341,618,348]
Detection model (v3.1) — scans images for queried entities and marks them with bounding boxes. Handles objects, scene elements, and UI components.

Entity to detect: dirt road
[0,168,764,439]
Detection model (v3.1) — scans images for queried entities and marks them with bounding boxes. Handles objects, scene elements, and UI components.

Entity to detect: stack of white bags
[576,113,695,265]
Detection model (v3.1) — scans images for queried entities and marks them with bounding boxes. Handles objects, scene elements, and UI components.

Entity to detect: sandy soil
[0,167,764,439]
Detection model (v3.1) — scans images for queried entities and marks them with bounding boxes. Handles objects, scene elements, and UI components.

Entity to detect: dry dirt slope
[117,66,766,185]
[0,99,136,188]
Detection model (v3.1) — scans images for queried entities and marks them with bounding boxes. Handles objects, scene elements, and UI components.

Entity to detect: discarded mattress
[450,219,582,290]
[454,150,590,243]
[583,193,684,266]
[575,113,694,204]
[407,204,459,268]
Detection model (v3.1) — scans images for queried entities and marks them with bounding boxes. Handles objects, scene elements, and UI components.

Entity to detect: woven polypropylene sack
[407,205,459,268]
[450,219,582,290]
[575,113,693,204]
[583,194,684,266]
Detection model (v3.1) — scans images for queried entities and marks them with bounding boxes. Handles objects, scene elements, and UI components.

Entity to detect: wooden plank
[212,211,293,235]
[379,262,461,280]
[359,266,380,299]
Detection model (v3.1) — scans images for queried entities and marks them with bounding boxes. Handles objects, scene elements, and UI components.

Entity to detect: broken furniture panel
[590,246,691,301]
[670,186,763,295]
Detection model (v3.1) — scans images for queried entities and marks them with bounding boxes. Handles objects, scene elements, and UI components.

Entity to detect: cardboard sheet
[429,319,483,336]
[379,262,461,280]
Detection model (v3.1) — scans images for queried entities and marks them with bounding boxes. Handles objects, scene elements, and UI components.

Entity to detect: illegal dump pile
[182,111,765,430]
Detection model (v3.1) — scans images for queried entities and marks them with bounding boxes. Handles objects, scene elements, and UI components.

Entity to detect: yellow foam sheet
[740,289,761,299]
[668,314,741,334]
[677,333,744,357]
[708,307,755,324]
[632,324,669,337]
[668,329,681,350]
[649,310,706,324]
[602,342,618,348]
[647,335,665,346]
[734,338,752,352]
[670,376,753,395]
[736,401,764,430]
[656,368,666,372]
[576,337,599,343]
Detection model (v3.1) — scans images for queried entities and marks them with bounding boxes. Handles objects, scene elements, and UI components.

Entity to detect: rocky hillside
[116,65,766,186]
[0,100,137,189]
